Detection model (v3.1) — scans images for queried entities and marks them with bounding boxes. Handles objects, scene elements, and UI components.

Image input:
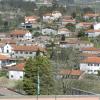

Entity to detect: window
[20,51,23,54]
[26,52,28,54]
[7,50,9,53]
[30,52,32,54]
[20,76,22,79]
[11,75,13,78]
[88,63,92,66]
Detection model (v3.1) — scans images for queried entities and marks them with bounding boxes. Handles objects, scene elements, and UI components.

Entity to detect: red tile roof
[12,45,45,52]
[80,53,97,57]
[0,54,10,60]
[81,57,100,63]
[10,29,29,35]
[60,69,83,76]
[8,63,25,71]
[86,29,100,33]
[84,13,99,17]
[81,47,100,51]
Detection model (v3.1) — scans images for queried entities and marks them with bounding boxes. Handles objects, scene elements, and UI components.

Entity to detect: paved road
[0,96,99,100]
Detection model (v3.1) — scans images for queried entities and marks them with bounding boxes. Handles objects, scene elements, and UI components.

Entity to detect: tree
[52,0,59,10]
[23,56,55,95]
[77,29,88,41]
[65,23,75,32]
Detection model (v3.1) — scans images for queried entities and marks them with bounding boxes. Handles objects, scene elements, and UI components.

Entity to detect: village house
[62,16,73,20]
[2,44,45,58]
[81,47,100,54]
[62,19,76,25]
[25,16,39,24]
[60,40,94,49]
[7,63,24,80]
[94,23,100,30]
[42,28,57,35]
[80,57,100,74]
[76,22,93,29]
[58,69,84,79]
[10,29,32,40]
[83,13,100,20]
[58,28,71,37]
[0,54,11,69]
[80,53,97,60]
[43,13,55,22]
[52,11,62,19]
[85,29,100,37]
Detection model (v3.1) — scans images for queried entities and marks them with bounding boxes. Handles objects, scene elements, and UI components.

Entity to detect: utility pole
[37,67,40,100]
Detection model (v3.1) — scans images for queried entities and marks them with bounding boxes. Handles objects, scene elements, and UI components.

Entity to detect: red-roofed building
[81,47,100,54]
[80,57,100,74]
[85,29,100,37]
[58,69,84,79]
[8,63,25,80]
[10,29,32,39]
[83,13,100,19]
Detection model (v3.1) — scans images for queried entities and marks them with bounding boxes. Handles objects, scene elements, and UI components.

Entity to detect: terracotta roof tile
[0,54,10,60]
[10,29,29,35]
[84,13,99,17]
[60,69,83,76]
[81,47,100,51]
[12,45,45,52]
[81,57,100,63]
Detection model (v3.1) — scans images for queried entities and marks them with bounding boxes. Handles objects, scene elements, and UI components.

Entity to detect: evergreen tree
[23,56,54,95]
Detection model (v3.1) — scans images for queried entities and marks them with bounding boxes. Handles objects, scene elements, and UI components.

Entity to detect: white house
[25,16,39,24]
[52,11,62,19]
[80,57,100,74]
[58,28,71,37]
[8,63,24,80]
[43,13,55,22]
[3,44,13,55]
[42,28,57,35]
[85,29,100,37]
[94,23,100,30]
[10,29,32,40]
[0,54,11,69]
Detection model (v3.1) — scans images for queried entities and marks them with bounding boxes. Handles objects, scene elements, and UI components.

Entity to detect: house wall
[86,32,100,37]
[42,28,57,35]
[3,44,13,55]
[58,31,70,37]
[23,32,32,40]
[8,71,24,80]
[80,63,100,74]
[94,23,100,30]
[12,51,36,58]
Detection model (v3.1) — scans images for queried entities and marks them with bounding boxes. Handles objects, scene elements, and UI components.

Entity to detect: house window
[88,64,92,66]
[26,52,28,54]
[20,51,23,54]
[30,52,32,54]
[7,50,9,53]
[97,64,99,66]
[20,76,22,79]
[11,75,13,78]
[16,51,18,54]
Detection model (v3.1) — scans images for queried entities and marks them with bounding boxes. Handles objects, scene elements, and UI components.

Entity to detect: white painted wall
[24,32,32,40]
[80,63,100,74]
[8,71,24,80]
[3,44,12,55]
[94,23,100,30]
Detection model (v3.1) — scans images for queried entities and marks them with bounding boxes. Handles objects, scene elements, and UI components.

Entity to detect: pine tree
[23,56,54,95]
